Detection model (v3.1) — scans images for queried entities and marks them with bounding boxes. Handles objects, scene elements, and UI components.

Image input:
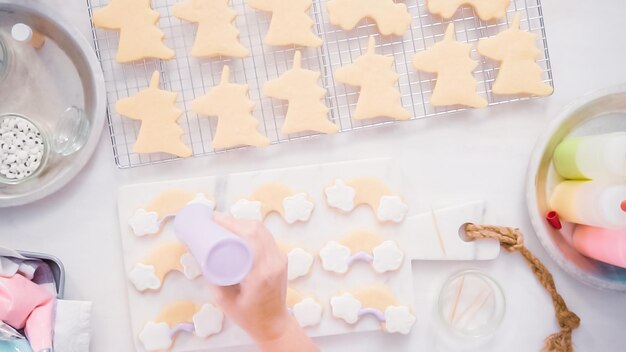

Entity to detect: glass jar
[0,113,50,185]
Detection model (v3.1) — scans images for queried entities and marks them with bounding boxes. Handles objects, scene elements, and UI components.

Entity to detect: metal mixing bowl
[0,0,106,207]
[527,86,626,291]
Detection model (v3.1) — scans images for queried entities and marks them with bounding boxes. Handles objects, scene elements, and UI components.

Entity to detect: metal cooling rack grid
[87,0,552,168]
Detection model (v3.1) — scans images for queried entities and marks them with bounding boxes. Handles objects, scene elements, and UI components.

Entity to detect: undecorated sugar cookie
[92,0,174,63]
[412,24,487,108]
[230,182,315,224]
[330,286,416,334]
[128,242,202,292]
[193,65,270,149]
[327,0,412,36]
[477,13,553,96]
[116,71,193,157]
[128,189,215,236]
[426,0,510,21]
[139,301,223,351]
[247,0,322,47]
[263,51,338,135]
[324,177,408,223]
[287,288,323,327]
[335,36,411,121]
[173,0,249,58]
[319,230,404,274]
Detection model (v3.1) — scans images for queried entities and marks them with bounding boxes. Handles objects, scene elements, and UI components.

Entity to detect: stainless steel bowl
[0,0,106,207]
[527,86,626,291]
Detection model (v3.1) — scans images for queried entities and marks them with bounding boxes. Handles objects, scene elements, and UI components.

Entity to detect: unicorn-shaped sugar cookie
[193,65,270,149]
[426,0,510,21]
[335,36,411,121]
[477,13,553,96]
[247,0,322,47]
[263,51,338,135]
[327,0,412,36]
[116,72,192,157]
[93,0,174,62]
[173,0,249,58]
[412,24,487,108]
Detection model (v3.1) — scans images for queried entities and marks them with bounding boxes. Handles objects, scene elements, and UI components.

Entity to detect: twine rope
[464,224,580,352]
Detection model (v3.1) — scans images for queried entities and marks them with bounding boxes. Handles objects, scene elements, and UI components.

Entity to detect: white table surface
[2,1,626,351]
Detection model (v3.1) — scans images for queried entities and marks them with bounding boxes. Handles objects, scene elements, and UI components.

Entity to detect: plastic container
[550,180,626,229]
[174,204,253,286]
[553,132,626,181]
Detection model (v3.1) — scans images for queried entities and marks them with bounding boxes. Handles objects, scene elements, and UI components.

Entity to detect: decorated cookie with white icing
[319,230,404,274]
[129,189,215,236]
[287,288,323,327]
[330,286,415,334]
[230,183,315,224]
[324,177,408,223]
[129,242,202,292]
[139,301,223,351]
[286,247,315,280]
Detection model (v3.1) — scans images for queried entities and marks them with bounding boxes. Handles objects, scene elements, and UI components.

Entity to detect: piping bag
[0,274,54,352]
[174,203,253,286]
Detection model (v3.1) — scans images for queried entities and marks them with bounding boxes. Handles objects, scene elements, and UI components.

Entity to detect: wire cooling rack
[87,0,552,168]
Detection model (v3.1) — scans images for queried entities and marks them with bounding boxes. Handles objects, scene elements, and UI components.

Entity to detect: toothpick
[430,209,447,257]
[449,276,465,322]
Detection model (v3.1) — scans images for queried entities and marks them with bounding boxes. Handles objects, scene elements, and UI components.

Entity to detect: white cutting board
[117,158,499,351]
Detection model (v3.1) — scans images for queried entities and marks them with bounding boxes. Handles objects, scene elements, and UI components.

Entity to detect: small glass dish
[437,270,506,338]
[0,113,50,185]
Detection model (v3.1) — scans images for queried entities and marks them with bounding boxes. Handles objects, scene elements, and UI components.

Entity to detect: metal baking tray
[17,250,66,298]
[526,86,626,291]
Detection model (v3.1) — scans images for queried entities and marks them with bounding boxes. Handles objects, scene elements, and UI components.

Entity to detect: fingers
[209,282,240,309]
[214,212,278,252]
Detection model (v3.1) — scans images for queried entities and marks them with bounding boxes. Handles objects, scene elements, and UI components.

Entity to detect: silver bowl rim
[0,0,107,207]
[526,85,626,291]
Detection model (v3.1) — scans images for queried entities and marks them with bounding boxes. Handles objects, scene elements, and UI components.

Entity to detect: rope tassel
[464,224,581,352]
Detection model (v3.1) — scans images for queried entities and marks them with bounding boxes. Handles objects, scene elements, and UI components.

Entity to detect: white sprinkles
[0,116,45,181]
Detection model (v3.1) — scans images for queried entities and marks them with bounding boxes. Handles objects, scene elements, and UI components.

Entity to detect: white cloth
[53,300,92,352]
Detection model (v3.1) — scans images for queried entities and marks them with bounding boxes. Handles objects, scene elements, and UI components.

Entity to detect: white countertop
[2,1,626,351]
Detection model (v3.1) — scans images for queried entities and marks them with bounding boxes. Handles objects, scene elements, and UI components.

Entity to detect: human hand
[211,213,317,351]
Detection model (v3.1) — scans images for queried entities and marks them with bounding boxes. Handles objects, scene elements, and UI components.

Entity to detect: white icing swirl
[192,303,224,338]
[188,193,216,208]
[128,209,160,236]
[372,241,404,273]
[377,196,408,223]
[319,241,352,274]
[384,306,416,334]
[325,179,356,212]
[180,252,202,280]
[292,298,323,327]
[129,263,161,291]
[139,322,172,351]
[283,193,315,224]
[287,248,314,280]
[330,293,362,324]
[230,199,263,221]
